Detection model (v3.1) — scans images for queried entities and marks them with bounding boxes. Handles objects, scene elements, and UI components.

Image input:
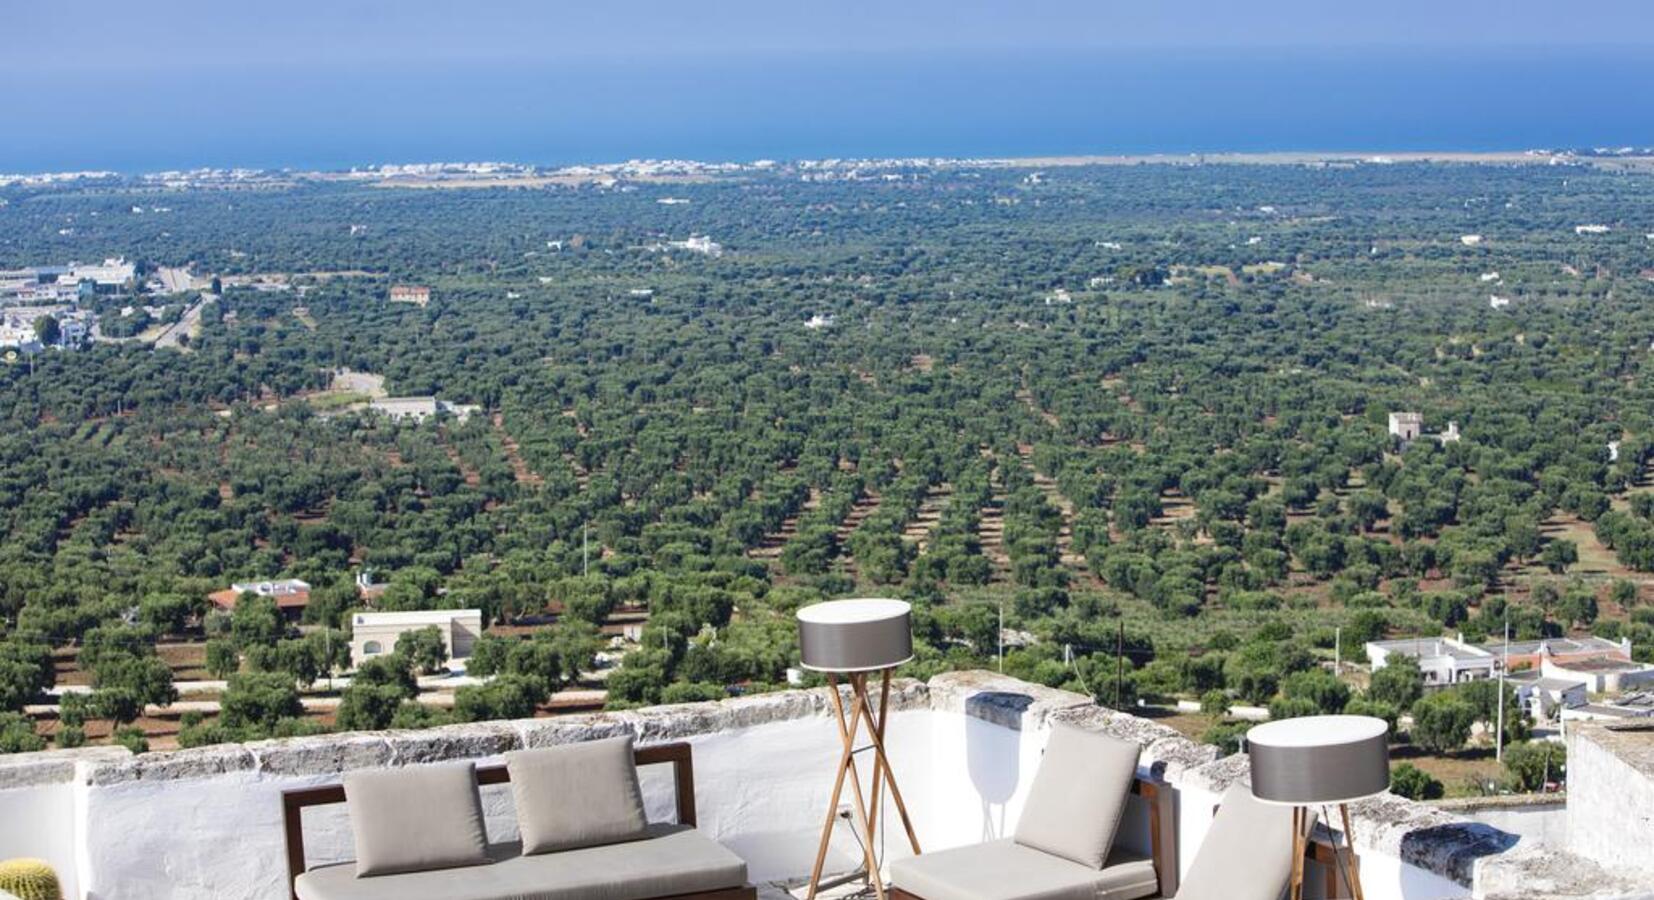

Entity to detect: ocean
[5,47,1654,173]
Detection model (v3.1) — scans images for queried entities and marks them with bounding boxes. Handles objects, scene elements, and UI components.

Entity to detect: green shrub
[1389,763,1443,800]
[112,726,149,754]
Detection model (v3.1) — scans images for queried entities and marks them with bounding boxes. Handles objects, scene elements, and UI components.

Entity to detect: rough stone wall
[0,671,1631,898]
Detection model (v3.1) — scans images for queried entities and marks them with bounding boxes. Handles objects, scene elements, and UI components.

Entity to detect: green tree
[1389,763,1443,800]
[0,711,45,753]
[0,640,54,712]
[1410,693,1476,753]
[1503,740,1566,792]
[453,674,544,722]
[1540,540,1578,575]
[231,594,284,648]
[246,638,322,687]
[32,314,60,346]
[220,672,304,732]
[205,639,239,680]
[1199,689,1230,720]
[1610,579,1639,609]
[395,626,449,676]
[1367,656,1424,710]
[1279,669,1351,714]
[113,726,150,754]
[336,682,407,731]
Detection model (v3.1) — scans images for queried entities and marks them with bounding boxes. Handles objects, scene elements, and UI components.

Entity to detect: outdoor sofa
[282,737,755,900]
[889,724,1310,900]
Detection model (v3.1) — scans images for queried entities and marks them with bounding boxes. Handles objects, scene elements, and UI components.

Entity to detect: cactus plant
[0,858,62,900]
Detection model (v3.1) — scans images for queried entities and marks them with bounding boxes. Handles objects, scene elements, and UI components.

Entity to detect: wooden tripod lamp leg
[1339,803,1366,900]
[1288,806,1306,900]
[807,675,856,900]
[808,674,886,900]
[853,670,921,855]
[867,672,889,836]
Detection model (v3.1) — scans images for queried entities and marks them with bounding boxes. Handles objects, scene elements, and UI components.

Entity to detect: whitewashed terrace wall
[0,671,1635,899]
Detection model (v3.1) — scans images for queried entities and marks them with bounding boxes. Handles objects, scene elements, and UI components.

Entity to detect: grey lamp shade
[797,598,914,672]
[1246,715,1390,805]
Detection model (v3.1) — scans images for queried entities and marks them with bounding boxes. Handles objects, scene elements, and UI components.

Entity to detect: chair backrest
[1172,783,1315,900]
[279,741,696,900]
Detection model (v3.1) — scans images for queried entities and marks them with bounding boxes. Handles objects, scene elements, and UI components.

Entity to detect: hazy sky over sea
[6,1,1654,172]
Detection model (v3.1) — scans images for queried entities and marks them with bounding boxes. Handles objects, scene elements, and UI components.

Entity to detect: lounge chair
[282,738,756,900]
[889,725,1309,900]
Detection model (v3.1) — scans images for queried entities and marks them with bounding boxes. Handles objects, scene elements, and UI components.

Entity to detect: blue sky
[6,2,1654,171]
[8,0,1653,72]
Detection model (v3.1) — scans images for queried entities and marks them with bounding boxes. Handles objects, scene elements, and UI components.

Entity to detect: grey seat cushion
[296,824,748,900]
[1172,783,1315,900]
[343,761,489,876]
[507,735,649,853]
[890,839,1158,900]
[1013,725,1141,869]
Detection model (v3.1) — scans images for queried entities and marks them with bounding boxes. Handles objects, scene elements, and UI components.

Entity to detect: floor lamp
[798,598,922,900]
[1246,715,1391,900]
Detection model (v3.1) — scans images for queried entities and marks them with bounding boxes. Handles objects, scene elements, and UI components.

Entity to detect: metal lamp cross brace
[806,669,922,900]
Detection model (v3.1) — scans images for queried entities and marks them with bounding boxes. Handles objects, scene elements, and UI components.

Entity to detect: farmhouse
[206,578,311,619]
[388,284,431,306]
[1366,635,1496,686]
[349,608,483,667]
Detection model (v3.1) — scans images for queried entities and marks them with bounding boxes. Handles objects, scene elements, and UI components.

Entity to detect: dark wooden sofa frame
[281,740,756,900]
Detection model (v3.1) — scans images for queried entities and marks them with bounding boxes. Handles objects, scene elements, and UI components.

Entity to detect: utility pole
[582,523,589,578]
[997,603,1004,674]
[1334,626,1342,677]
[1115,621,1125,708]
[1496,618,1510,763]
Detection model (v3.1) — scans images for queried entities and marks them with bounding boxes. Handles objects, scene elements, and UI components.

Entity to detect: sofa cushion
[507,735,649,853]
[343,761,489,877]
[295,824,748,900]
[1013,725,1141,870]
[1172,783,1312,900]
[890,839,1158,900]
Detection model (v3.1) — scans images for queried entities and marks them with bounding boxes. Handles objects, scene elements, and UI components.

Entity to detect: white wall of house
[0,673,1620,900]
[349,609,482,666]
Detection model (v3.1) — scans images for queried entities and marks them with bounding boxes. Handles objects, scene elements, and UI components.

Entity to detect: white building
[1507,669,1588,721]
[1388,411,1423,442]
[365,396,480,423]
[1540,655,1654,694]
[1366,636,1497,686]
[350,608,483,667]
[669,235,724,257]
[67,258,134,290]
[1489,295,1513,309]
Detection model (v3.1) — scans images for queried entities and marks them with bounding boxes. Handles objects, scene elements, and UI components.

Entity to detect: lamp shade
[797,598,913,672]
[1246,715,1390,805]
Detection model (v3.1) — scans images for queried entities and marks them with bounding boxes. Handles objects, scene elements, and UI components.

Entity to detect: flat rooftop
[1370,637,1492,661]
[1485,637,1625,657]
[1550,656,1651,674]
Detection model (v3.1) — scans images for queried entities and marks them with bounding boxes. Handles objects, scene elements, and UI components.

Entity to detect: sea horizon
[7,46,1654,175]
